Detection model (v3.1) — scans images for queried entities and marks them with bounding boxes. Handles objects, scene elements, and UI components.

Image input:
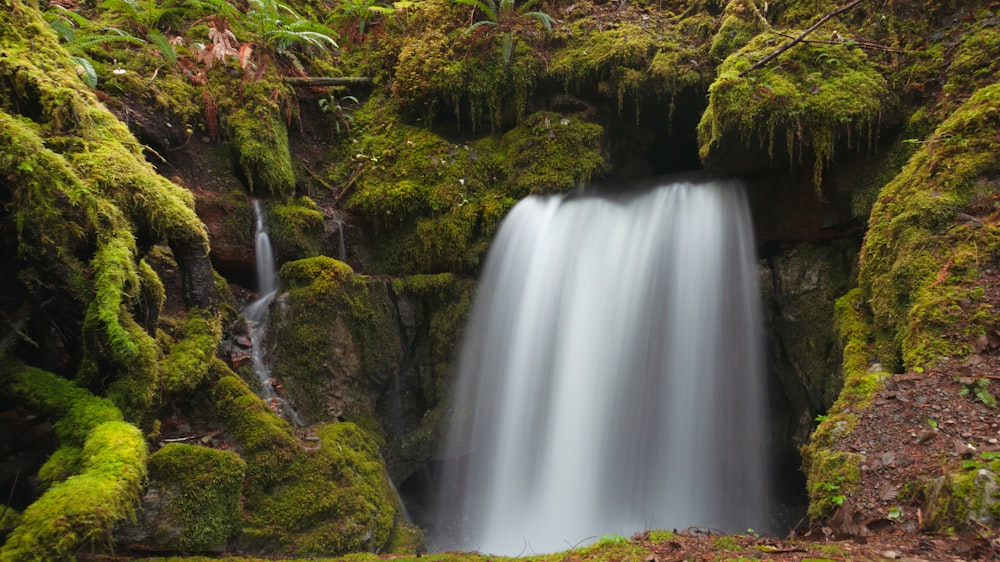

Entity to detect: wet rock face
[193,189,255,287]
[760,239,861,447]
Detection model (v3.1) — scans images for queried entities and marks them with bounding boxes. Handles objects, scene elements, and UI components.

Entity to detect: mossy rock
[271,256,398,424]
[241,422,404,556]
[698,31,888,194]
[859,82,1000,371]
[210,372,300,490]
[121,444,247,552]
[799,289,889,523]
[923,459,1000,531]
[269,196,326,264]
[342,106,605,274]
[229,104,296,197]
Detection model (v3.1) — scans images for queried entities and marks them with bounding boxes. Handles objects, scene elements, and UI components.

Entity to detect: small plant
[887,506,903,519]
[327,0,396,43]
[454,0,555,63]
[958,376,997,408]
[244,0,339,52]
[318,95,359,136]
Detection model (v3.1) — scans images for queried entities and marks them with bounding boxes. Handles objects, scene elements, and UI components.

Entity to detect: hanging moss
[390,0,542,129]
[145,443,247,551]
[859,82,1000,370]
[230,104,297,197]
[342,106,605,274]
[698,31,888,196]
[269,196,326,263]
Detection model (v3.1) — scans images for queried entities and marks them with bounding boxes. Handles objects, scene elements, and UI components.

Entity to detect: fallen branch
[283,76,372,87]
[739,0,866,77]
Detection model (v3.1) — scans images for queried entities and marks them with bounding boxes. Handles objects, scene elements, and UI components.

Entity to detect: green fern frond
[147,29,177,65]
[521,10,554,31]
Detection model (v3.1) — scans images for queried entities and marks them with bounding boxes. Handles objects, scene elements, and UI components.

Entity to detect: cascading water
[245,200,303,426]
[434,179,771,554]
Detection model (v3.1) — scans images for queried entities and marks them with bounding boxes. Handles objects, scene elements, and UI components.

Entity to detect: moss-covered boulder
[117,444,246,552]
[269,196,326,264]
[242,422,404,555]
[210,369,407,556]
[923,459,1000,531]
[270,256,398,425]
[698,30,888,194]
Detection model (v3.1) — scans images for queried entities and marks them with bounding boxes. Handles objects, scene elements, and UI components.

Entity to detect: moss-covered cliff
[3,0,1000,556]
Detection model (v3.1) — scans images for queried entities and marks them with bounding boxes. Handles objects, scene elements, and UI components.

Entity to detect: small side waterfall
[335,218,347,262]
[434,179,771,554]
[245,200,302,426]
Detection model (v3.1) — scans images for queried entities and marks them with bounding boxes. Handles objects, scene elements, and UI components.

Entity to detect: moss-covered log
[0,361,147,560]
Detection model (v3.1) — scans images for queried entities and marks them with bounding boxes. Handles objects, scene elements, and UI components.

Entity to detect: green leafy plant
[327,0,395,43]
[244,0,339,52]
[454,0,555,63]
[318,94,359,136]
[958,376,997,408]
[99,0,187,34]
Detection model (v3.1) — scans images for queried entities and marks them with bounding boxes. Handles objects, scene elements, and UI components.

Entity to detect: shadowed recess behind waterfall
[434,178,772,554]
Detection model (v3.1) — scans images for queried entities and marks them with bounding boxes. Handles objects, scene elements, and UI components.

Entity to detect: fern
[148,29,178,65]
[454,0,555,63]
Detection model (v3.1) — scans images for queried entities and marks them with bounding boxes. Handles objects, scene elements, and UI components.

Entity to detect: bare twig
[772,31,905,53]
[739,0,866,77]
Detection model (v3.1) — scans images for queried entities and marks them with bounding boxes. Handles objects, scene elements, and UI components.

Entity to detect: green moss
[923,458,1000,530]
[210,372,299,490]
[272,256,397,423]
[698,31,888,195]
[800,448,863,522]
[230,104,296,197]
[860,82,1000,370]
[708,1,768,63]
[0,361,145,559]
[1,420,147,560]
[390,0,541,129]
[342,107,604,274]
[269,196,326,263]
[37,445,83,484]
[147,443,247,551]
[159,308,223,394]
[1,361,124,446]
[1,0,218,427]
[0,506,22,533]
[243,422,402,556]
[800,289,888,523]
[548,11,715,123]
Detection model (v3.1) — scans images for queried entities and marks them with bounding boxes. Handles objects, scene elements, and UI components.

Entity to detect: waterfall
[245,199,303,426]
[434,179,771,554]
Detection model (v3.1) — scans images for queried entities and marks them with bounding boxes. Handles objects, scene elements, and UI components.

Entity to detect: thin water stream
[245,199,303,426]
